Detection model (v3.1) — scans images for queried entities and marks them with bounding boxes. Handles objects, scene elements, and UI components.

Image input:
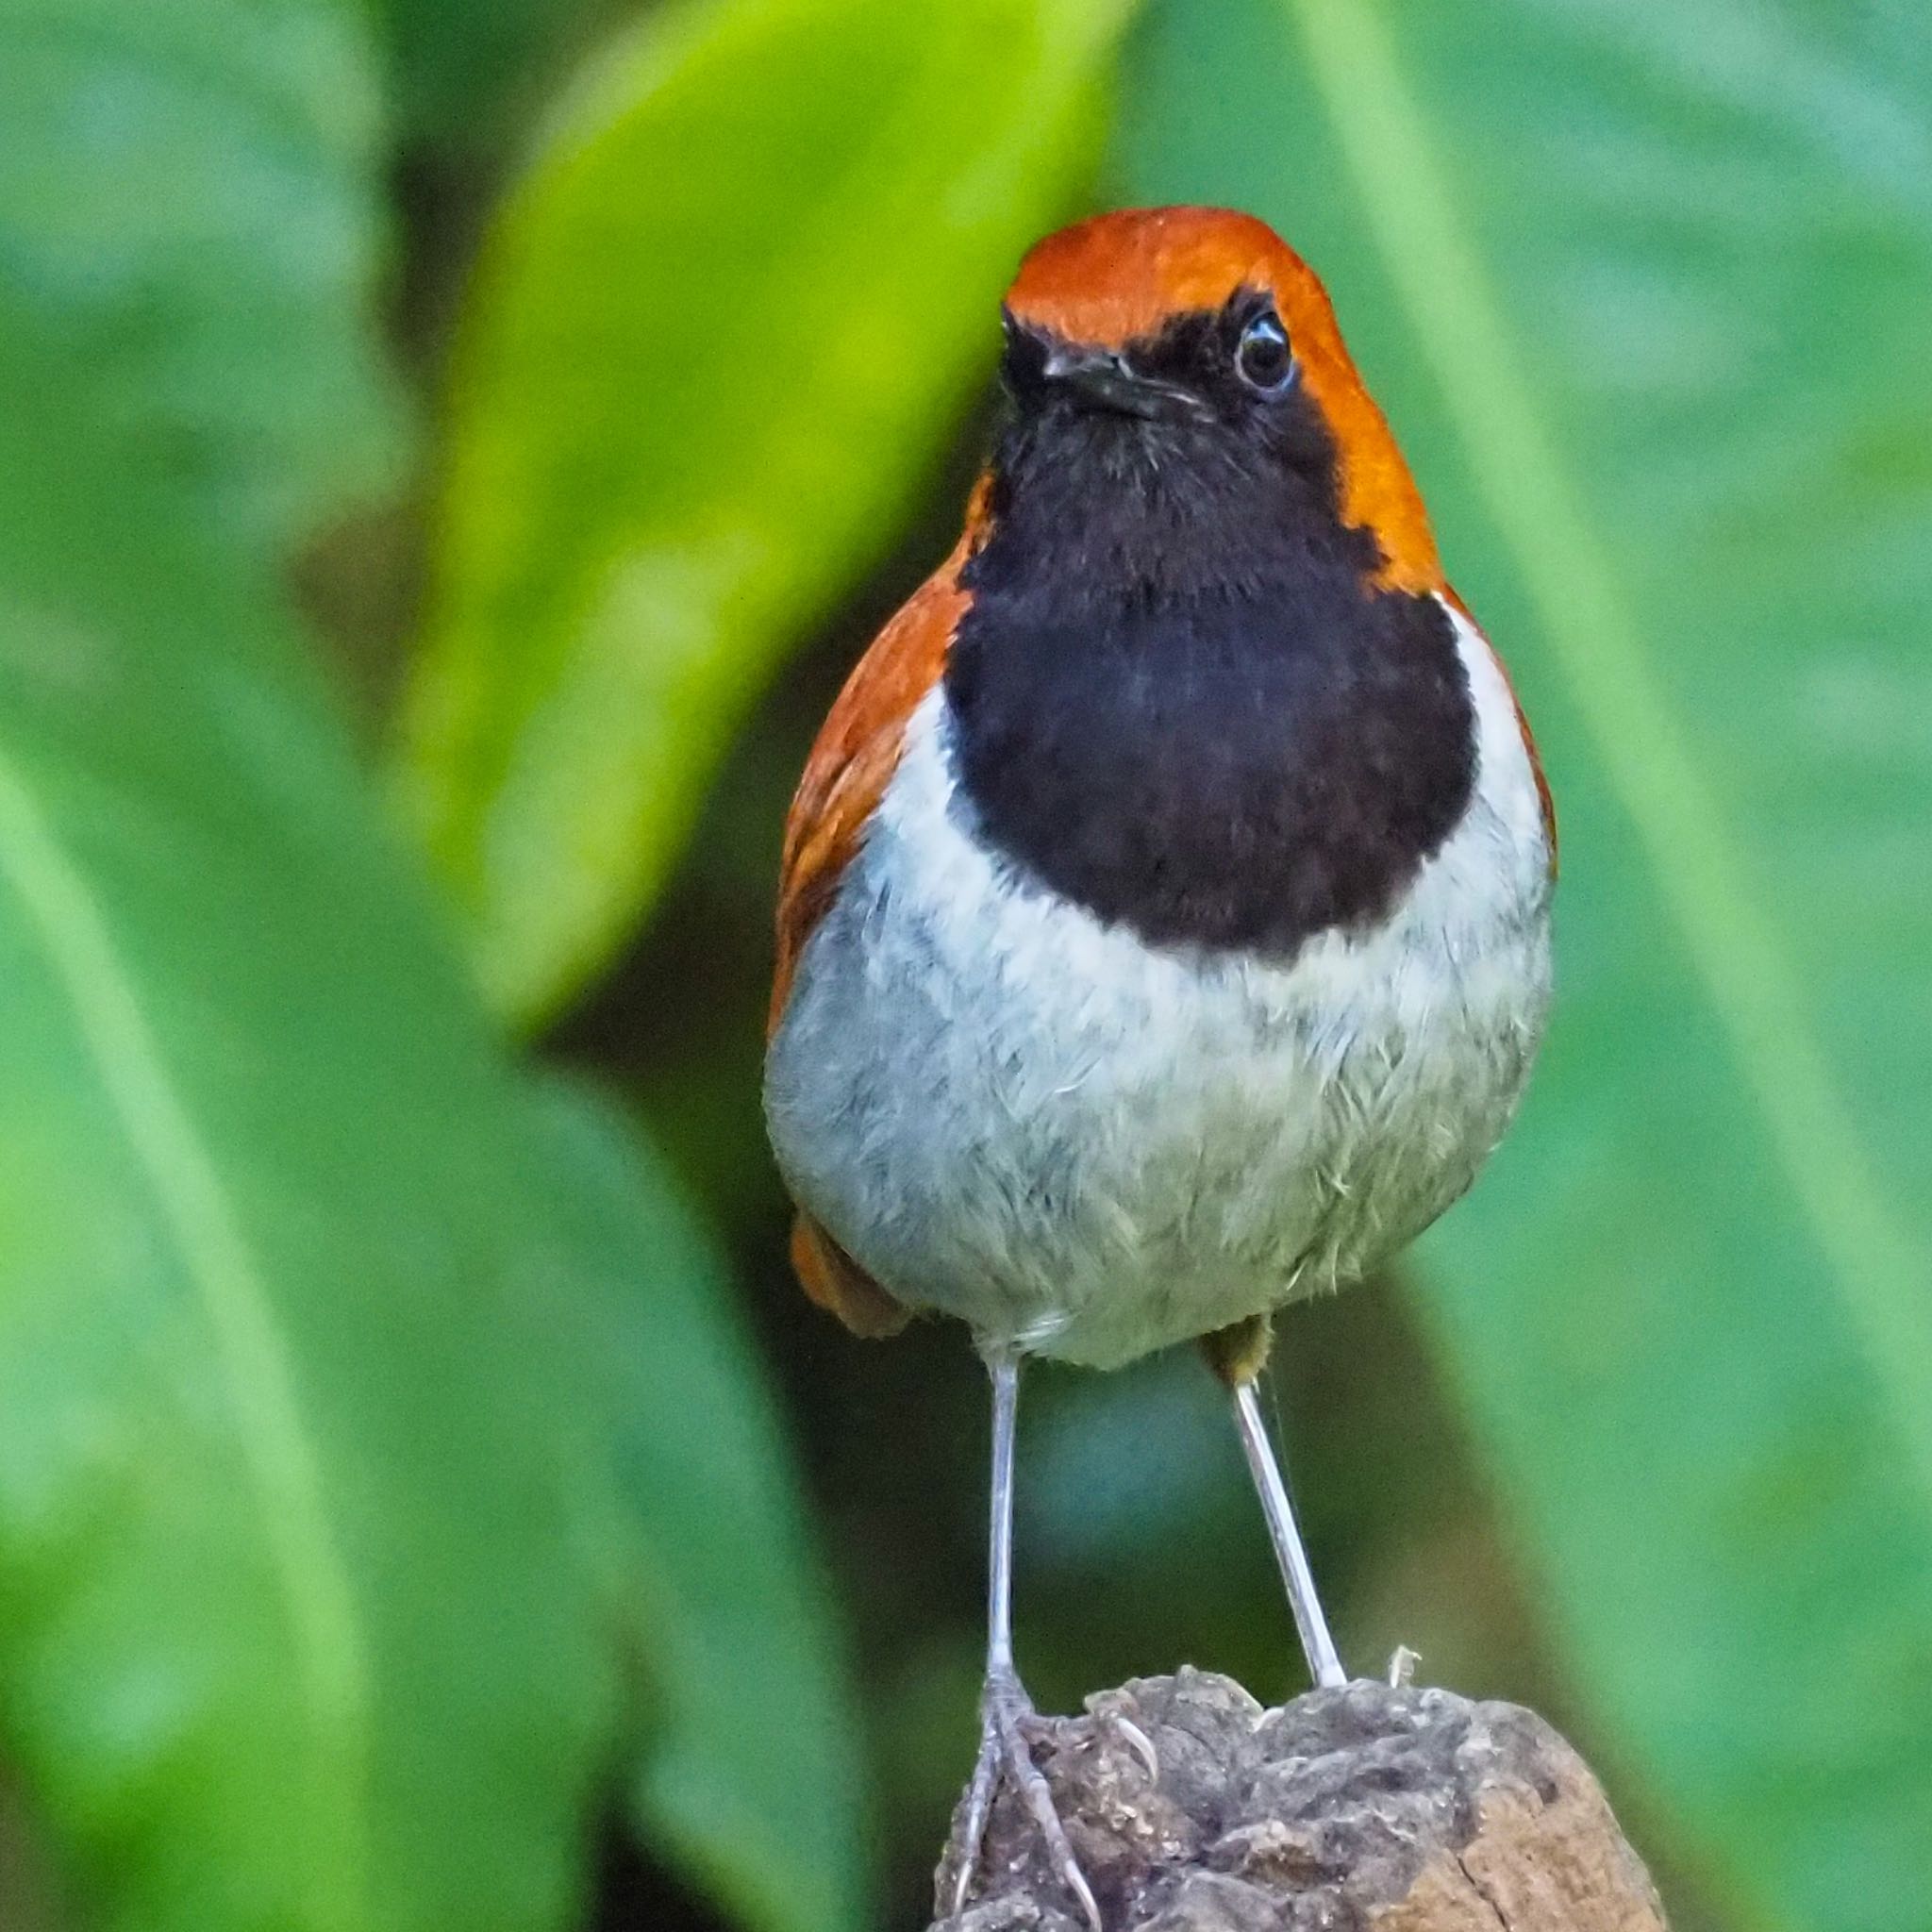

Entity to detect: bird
[763,206,1555,1925]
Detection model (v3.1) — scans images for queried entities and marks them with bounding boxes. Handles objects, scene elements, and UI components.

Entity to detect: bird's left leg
[1205,1313,1348,1690]
[944,1345,1104,1931]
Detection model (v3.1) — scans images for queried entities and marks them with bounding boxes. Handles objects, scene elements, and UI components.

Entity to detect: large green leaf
[0,315,861,1932]
[525,1083,864,1932]
[1117,4,1932,1929]
[0,0,403,554]
[396,0,1132,1021]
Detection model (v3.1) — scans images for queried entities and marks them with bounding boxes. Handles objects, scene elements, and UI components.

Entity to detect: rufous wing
[768,482,989,1337]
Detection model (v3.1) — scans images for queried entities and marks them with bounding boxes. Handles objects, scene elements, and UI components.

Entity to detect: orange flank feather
[770,483,991,1339]
[771,475,991,1033]
[790,1215,909,1339]
[1007,207,1444,599]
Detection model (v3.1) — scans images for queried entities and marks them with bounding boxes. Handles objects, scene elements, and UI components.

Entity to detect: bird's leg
[1232,1375,1347,1687]
[1208,1314,1348,1690]
[945,1348,1103,1931]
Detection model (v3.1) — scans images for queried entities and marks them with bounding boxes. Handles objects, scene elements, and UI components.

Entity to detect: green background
[0,2,1926,1929]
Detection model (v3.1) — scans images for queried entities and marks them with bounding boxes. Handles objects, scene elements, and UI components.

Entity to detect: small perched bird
[764,208,1555,1924]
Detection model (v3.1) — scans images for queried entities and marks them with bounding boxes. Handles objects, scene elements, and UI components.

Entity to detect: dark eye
[1235,310,1294,393]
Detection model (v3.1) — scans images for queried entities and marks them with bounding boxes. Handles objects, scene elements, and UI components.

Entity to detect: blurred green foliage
[0,2,1927,1932]
[398,0,1131,1020]
[0,305,860,1932]
[0,0,404,552]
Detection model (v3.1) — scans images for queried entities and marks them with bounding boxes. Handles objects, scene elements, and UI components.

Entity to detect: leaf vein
[0,745,371,1925]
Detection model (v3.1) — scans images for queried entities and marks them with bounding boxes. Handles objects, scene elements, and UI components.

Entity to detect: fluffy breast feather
[764,597,1553,1366]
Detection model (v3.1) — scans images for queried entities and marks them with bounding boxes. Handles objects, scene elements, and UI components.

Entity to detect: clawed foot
[945,1667,1127,1928]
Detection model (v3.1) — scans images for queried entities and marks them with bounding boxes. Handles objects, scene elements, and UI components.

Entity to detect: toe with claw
[1084,1690,1159,1784]
[944,1667,1103,1930]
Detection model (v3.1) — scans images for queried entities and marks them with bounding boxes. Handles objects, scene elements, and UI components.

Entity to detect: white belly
[765,600,1553,1369]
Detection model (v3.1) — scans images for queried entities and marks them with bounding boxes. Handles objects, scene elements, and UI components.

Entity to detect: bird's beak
[1040,344,1206,423]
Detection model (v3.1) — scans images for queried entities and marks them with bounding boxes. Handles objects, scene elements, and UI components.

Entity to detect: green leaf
[396,0,1133,1022]
[0,0,404,553]
[524,1083,866,1932]
[1117,5,1932,1929]
[0,314,861,1932]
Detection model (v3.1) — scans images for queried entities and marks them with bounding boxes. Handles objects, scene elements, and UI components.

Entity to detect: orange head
[996,207,1441,595]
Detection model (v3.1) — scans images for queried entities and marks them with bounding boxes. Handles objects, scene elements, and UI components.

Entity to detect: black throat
[941,358,1477,960]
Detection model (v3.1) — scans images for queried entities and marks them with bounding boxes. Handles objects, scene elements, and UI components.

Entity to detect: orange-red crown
[1005,208,1441,596]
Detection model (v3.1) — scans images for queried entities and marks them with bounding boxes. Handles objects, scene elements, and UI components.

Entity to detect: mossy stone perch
[931,1669,1666,1932]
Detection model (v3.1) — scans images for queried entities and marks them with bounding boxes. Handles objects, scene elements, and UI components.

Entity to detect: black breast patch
[941,390,1477,960]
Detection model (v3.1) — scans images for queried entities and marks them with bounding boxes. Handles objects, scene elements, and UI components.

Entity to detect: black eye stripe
[1004,300,1298,408]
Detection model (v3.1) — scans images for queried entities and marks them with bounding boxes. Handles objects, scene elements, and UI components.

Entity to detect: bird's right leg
[944,1346,1103,1931]
[1207,1314,1348,1690]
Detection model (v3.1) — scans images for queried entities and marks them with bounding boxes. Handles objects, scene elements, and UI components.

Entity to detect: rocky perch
[932,1668,1666,1932]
